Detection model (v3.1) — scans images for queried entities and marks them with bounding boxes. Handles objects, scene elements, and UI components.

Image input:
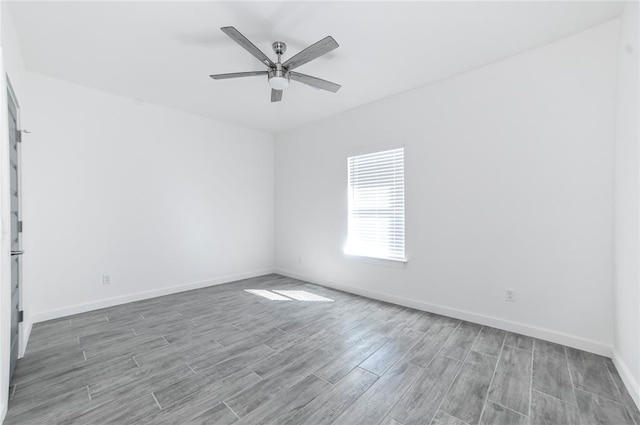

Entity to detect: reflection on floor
[5,274,640,425]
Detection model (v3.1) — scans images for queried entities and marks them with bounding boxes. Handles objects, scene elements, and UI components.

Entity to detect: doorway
[7,78,22,382]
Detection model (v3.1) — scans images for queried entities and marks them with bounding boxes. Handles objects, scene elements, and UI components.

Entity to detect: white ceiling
[8,1,625,133]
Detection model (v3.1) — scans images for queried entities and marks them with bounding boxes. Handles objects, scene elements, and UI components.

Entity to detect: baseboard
[31,268,275,324]
[612,350,640,410]
[275,268,611,357]
[18,318,32,358]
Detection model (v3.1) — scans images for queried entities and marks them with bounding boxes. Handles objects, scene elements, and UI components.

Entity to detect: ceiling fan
[209,27,341,103]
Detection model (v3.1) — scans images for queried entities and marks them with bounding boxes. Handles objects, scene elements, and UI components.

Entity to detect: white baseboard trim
[612,350,640,410]
[31,268,275,324]
[275,268,611,357]
[18,318,32,359]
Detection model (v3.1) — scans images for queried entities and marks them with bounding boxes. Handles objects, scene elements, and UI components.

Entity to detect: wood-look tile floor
[5,274,640,425]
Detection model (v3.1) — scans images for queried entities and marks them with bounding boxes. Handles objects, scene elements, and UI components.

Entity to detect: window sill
[344,253,407,269]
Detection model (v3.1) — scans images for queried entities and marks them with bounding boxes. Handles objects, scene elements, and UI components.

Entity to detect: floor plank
[314,336,388,383]
[405,318,459,367]
[431,410,470,425]
[332,361,422,425]
[567,348,618,401]
[439,321,482,361]
[151,344,272,407]
[487,345,532,415]
[379,417,404,425]
[575,389,637,425]
[183,402,238,425]
[4,387,90,424]
[479,401,527,425]
[277,367,378,425]
[472,327,506,357]
[440,351,497,424]
[60,394,159,425]
[504,332,533,351]
[360,329,422,376]
[604,358,640,421]
[389,355,462,425]
[233,374,331,425]
[223,348,333,417]
[532,340,575,405]
[137,368,261,424]
[530,389,581,425]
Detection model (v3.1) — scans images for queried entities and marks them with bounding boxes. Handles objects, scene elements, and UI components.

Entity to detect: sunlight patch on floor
[273,290,334,302]
[244,289,292,301]
[244,289,334,302]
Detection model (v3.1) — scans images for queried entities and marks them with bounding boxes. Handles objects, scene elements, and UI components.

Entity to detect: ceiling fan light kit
[268,42,290,90]
[209,26,341,103]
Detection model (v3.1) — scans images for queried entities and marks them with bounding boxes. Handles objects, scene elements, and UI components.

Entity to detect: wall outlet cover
[505,288,516,302]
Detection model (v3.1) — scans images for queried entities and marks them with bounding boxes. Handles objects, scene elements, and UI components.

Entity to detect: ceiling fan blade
[209,71,268,80]
[283,36,338,71]
[290,72,341,93]
[271,89,283,102]
[221,27,275,68]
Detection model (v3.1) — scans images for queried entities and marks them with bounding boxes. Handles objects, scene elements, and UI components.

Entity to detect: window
[345,147,405,262]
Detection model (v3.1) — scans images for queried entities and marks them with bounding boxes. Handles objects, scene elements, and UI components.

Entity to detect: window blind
[345,147,405,261]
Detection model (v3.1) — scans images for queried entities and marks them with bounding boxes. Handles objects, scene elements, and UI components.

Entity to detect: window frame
[344,145,407,265]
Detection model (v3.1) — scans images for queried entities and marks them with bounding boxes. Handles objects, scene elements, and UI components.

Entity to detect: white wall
[19,72,275,324]
[613,1,640,408]
[1,8,25,96]
[275,20,620,355]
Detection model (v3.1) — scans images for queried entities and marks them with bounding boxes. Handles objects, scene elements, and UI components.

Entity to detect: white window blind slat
[345,147,405,261]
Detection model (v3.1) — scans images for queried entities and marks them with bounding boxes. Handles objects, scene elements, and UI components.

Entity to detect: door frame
[5,75,24,363]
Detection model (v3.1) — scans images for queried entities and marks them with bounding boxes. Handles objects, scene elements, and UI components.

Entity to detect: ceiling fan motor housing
[269,42,290,90]
[268,66,290,90]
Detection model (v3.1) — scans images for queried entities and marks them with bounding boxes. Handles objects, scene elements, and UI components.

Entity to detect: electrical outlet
[505,288,515,302]
[102,274,111,285]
